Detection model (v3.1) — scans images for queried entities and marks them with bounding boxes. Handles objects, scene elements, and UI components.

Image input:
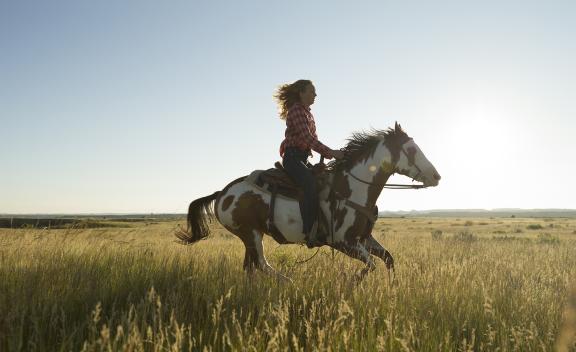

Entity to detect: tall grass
[0,219,575,351]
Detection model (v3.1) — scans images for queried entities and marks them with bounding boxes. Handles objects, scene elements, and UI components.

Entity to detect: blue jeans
[282,147,317,235]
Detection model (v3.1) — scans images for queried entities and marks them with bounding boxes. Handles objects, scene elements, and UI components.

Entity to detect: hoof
[384,254,395,271]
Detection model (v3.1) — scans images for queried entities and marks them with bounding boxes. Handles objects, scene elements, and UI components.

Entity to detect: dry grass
[0,217,575,351]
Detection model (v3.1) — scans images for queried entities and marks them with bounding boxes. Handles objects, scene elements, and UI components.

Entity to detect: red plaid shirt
[279,103,332,158]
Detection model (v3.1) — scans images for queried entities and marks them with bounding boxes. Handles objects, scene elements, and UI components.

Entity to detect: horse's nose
[433,173,441,181]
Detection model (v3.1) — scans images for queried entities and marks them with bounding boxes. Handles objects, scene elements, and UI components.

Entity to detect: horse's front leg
[362,234,395,285]
[330,241,376,282]
[362,234,394,271]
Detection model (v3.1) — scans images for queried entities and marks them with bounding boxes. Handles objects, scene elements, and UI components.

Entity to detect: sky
[1,0,575,214]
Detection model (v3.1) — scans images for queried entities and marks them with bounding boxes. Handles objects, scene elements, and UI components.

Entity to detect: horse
[176,122,440,282]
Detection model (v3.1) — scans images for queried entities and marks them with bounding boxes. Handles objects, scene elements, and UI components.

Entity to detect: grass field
[1,216,575,351]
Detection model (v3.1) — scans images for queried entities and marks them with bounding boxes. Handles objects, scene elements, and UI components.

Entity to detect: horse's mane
[326,123,411,172]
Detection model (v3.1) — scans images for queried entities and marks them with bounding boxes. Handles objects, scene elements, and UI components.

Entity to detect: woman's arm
[287,105,333,158]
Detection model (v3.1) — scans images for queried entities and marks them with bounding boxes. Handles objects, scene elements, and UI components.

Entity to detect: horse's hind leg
[239,234,259,274]
[239,229,292,283]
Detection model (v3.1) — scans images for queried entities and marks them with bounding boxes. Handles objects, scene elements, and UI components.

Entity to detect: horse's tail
[175,191,220,244]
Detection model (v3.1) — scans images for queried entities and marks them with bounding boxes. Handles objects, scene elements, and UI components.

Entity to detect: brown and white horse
[177,123,440,281]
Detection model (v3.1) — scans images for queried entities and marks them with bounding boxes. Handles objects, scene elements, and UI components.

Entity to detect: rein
[346,170,426,189]
[384,184,425,189]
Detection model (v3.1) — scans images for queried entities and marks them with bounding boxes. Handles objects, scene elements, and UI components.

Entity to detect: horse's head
[327,122,441,189]
[388,122,441,187]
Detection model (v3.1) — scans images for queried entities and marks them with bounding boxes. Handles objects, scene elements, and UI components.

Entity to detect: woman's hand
[330,149,345,160]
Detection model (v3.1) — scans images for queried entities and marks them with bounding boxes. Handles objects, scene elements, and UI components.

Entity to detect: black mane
[326,123,411,172]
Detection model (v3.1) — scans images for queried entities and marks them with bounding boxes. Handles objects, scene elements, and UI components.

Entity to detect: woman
[274,79,344,248]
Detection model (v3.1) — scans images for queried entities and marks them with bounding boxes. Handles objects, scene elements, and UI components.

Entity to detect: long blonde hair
[273,79,313,120]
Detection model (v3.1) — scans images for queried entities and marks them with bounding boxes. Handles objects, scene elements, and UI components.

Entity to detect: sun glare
[444,102,521,168]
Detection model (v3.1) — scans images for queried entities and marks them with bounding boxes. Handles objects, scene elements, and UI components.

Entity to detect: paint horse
[176,123,440,281]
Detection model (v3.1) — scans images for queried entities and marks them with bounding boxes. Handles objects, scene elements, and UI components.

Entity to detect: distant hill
[0,213,183,219]
[379,209,576,218]
[2,209,576,228]
[0,214,184,228]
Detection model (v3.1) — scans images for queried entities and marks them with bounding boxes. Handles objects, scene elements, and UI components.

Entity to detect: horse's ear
[395,121,402,132]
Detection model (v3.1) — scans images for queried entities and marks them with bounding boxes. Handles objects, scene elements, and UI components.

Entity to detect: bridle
[400,139,424,184]
[345,142,426,190]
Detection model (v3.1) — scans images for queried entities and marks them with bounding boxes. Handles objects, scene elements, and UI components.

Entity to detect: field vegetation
[0,217,575,351]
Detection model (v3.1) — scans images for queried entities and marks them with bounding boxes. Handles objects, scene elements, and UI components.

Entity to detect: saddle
[253,162,326,199]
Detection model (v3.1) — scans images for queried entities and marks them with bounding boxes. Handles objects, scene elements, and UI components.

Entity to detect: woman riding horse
[177,84,441,281]
[274,80,344,248]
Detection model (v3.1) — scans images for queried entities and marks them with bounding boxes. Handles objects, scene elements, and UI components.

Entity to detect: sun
[444,102,521,168]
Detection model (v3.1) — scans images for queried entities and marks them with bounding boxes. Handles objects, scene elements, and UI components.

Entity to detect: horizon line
[1,208,576,217]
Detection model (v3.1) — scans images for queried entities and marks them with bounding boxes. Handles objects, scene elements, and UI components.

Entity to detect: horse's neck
[339,145,394,207]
